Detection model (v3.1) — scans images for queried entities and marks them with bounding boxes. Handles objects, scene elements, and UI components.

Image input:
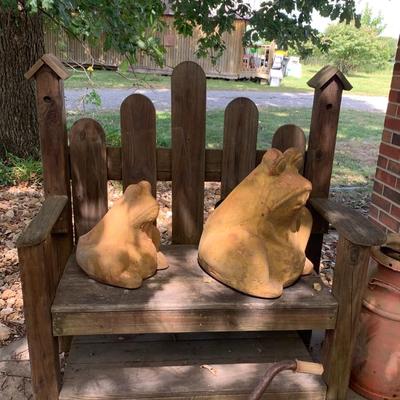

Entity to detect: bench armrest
[309,198,386,247]
[16,195,68,248]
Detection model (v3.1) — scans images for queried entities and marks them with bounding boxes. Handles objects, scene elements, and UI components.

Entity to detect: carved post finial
[25,53,70,81]
[307,65,352,91]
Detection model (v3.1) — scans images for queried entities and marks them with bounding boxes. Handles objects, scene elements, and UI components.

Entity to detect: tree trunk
[0,9,44,159]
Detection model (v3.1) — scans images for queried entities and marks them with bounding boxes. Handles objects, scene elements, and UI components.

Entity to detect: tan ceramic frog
[198,148,313,298]
[76,181,168,288]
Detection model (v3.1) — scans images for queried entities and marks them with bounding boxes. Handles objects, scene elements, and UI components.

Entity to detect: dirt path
[65,88,388,113]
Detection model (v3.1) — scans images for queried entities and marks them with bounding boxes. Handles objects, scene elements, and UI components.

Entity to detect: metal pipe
[248,359,324,400]
[248,360,297,400]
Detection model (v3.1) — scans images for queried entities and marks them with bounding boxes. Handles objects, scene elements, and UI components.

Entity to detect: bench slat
[171,61,206,244]
[121,94,157,195]
[70,118,108,238]
[221,97,258,200]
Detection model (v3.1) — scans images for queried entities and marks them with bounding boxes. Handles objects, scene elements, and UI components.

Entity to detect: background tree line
[291,4,397,74]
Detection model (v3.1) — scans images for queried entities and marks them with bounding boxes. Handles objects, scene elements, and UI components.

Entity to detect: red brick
[380,143,400,159]
[382,130,393,143]
[369,204,379,219]
[371,192,392,212]
[391,76,400,91]
[383,185,400,203]
[388,160,400,175]
[376,168,397,187]
[393,133,400,146]
[373,180,384,194]
[377,155,389,169]
[379,211,400,232]
[397,179,400,190]
[384,117,400,131]
[386,102,398,116]
[392,204,400,220]
[396,45,400,62]
[389,90,400,103]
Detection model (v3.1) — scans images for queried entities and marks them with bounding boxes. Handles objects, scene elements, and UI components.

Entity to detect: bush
[325,23,392,74]
[0,154,42,186]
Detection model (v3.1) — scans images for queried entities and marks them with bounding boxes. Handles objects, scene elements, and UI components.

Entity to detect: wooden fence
[44,18,252,79]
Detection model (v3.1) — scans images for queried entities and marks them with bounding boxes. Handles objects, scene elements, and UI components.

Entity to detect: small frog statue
[198,148,313,298]
[76,181,168,289]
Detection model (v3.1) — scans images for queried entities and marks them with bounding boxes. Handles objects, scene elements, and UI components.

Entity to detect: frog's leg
[200,227,283,298]
[302,257,314,275]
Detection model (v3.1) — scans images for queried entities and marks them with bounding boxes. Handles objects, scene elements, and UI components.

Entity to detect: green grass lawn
[64,64,393,97]
[66,107,385,187]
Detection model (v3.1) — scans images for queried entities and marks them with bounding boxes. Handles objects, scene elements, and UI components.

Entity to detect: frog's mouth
[272,187,311,212]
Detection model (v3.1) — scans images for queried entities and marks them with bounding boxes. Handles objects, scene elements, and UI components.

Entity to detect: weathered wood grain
[272,124,306,172]
[70,118,108,238]
[221,97,258,199]
[18,240,61,399]
[17,196,67,248]
[120,94,157,195]
[25,53,71,81]
[307,65,352,91]
[304,71,347,270]
[34,64,73,284]
[310,198,386,246]
[60,332,326,400]
[52,245,337,336]
[171,61,206,244]
[272,124,306,153]
[26,54,74,381]
[35,66,71,203]
[304,79,343,198]
[322,237,370,400]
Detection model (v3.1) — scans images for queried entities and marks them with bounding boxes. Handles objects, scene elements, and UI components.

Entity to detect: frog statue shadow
[76,181,168,289]
[198,148,314,299]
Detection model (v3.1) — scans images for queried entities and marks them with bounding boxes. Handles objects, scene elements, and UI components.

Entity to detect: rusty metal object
[249,360,324,400]
[351,234,400,400]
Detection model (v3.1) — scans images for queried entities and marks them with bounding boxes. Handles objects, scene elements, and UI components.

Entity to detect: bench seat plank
[52,245,337,336]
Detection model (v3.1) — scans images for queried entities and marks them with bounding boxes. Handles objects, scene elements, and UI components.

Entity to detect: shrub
[0,154,42,186]
[325,23,392,74]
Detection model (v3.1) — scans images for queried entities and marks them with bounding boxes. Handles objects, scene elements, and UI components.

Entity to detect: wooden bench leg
[322,237,370,400]
[19,240,61,399]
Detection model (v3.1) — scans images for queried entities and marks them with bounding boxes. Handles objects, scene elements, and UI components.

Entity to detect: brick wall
[369,37,400,232]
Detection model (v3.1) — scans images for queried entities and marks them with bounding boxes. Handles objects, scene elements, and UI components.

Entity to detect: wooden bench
[18,55,385,400]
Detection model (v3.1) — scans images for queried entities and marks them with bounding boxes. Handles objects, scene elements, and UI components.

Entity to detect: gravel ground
[65,88,388,112]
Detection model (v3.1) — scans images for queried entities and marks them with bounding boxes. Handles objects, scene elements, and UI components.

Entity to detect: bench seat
[52,245,337,336]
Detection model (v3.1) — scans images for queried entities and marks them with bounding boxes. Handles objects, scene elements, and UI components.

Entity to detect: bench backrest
[27,55,350,269]
[68,61,313,245]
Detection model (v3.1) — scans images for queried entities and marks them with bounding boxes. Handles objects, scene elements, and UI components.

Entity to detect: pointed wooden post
[25,54,73,268]
[304,66,352,270]
[22,54,73,398]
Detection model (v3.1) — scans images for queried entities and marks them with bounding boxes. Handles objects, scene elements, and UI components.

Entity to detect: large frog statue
[76,181,168,288]
[198,148,313,298]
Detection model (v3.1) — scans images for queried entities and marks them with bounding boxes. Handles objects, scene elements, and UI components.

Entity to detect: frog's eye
[284,148,304,171]
[262,148,286,175]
